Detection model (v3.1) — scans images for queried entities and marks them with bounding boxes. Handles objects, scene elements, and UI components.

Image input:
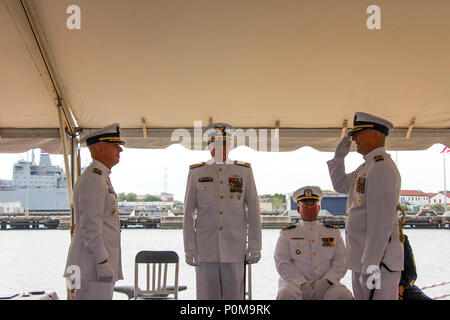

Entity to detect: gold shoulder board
[93,168,103,175]
[190,162,206,169]
[374,155,384,162]
[234,160,251,168]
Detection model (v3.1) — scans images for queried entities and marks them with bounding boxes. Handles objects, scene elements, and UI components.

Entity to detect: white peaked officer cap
[292,186,323,204]
[81,123,126,146]
[348,112,394,137]
[204,123,234,144]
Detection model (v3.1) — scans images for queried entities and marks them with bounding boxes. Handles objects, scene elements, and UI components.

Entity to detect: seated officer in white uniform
[64,123,124,300]
[274,186,353,300]
[183,123,262,300]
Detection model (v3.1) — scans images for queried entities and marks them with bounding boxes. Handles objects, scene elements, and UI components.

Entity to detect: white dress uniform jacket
[183,159,261,263]
[274,220,347,290]
[65,160,123,282]
[327,147,403,274]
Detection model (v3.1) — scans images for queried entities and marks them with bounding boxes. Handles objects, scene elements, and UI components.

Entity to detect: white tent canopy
[1,0,449,153]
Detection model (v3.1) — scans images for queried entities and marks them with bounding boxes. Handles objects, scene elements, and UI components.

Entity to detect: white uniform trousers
[352,268,401,300]
[277,282,353,300]
[196,262,244,300]
[74,279,115,300]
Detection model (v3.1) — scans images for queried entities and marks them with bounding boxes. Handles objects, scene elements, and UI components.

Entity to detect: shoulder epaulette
[190,162,206,170]
[324,224,339,229]
[234,160,251,168]
[374,155,384,162]
[281,225,296,231]
[93,168,103,175]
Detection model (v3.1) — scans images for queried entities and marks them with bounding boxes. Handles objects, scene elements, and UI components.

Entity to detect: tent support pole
[70,135,79,231]
[57,100,74,222]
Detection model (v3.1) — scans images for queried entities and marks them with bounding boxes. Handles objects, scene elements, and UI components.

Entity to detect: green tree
[259,193,286,210]
[118,192,138,202]
[143,195,161,202]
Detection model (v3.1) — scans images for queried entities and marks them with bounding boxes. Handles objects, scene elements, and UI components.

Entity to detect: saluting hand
[334,136,352,160]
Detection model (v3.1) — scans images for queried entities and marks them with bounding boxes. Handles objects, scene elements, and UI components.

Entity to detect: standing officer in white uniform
[183,123,262,300]
[274,186,353,300]
[327,112,403,300]
[65,123,125,300]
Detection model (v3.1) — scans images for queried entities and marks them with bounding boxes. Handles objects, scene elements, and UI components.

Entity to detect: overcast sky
[1,143,448,202]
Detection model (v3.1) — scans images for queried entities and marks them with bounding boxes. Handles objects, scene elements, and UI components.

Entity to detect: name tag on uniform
[228,177,243,193]
[199,177,213,182]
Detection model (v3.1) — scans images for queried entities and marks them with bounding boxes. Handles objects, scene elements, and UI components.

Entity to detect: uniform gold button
[311,239,315,243]
[219,168,222,172]
[314,266,318,270]
[219,211,223,215]
[310,227,313,231]
[345,213,348,217]
[313,252,316,256]
[220,180,223,184]
[219,227,223,231]
[220,195,224,199]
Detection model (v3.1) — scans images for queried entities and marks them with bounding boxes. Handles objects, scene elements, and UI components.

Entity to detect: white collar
[363,146,386,161]
[92,159,111,176]
[207,158,233,165]
[300,219,318,228]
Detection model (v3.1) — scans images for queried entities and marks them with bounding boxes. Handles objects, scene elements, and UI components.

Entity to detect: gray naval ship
[0,151,69,212]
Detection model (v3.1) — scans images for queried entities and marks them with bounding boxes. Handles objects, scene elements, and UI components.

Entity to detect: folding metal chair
[114,250,186,300]
[133,250,183,300]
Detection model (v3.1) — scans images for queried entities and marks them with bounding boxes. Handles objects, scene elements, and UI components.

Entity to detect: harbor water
[0,228,449,300]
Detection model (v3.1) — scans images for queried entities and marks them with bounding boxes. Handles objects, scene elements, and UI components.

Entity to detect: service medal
[228,177,243,193]
[356,176,366,193]
[321,237,335,247]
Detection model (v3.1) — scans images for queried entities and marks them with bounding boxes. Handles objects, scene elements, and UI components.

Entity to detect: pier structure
[1,214,449,230]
